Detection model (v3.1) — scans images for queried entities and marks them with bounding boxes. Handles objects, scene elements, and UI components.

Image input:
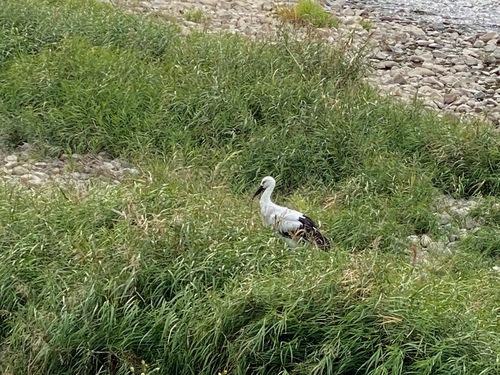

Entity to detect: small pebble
[420,234,432,248]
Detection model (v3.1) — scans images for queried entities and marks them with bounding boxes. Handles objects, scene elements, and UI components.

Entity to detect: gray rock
[403,25,426,37]
[409,55,425,63]
[456,104,471,113]
[419,86,442,101]
[12,166,30,175]
[474,91,485,100]
[421,76,444,88]
[31,171,49,179]
[199,0,217,6]
[261,2,273,11]
[420,234,431,248]
[21,174,43,187]
[376,61,398,69]
[439,213,452,225]
[440,76,460,86]
[480,31,499,42]
[123,168,140,175]
[408,67,435,77]
[484,43,497,52]
[464,216,478,230]
[4,161,18,169]
[464,56,480,66]
[432,50,448,59]
[391,72,407,84]
[102,162,116,171]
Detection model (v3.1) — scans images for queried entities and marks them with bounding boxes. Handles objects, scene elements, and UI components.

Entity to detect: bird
[252,176,330,251]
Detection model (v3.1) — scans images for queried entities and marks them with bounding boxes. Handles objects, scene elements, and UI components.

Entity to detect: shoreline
[114,0,500,126]
[347,0,500,34]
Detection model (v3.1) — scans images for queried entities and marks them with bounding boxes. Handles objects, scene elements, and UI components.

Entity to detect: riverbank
[114,0,500,125]
[1,0,500,373]
[349,0,500,33]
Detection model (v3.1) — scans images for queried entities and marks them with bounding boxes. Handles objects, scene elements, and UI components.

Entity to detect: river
[348,0,500,32]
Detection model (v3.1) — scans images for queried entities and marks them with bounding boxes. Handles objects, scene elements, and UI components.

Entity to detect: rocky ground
[115,0,500,125]
[2,0,499,267]
[1,146,139,189]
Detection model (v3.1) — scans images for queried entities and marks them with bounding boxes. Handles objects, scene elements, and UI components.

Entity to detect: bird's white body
[259,200,305,248]
[253,176,330,250]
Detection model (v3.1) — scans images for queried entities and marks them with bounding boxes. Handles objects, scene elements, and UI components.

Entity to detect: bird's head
[252,176,276,199]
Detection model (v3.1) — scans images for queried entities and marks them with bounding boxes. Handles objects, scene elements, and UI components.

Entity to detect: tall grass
[0,170,499,374]
[0,0,499,373]
[1,0,499,196]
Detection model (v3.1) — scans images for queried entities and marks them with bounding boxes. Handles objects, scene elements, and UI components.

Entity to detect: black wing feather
[281,215,330,251]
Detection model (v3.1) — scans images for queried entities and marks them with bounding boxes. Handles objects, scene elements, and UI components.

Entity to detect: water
[349,0,500,32]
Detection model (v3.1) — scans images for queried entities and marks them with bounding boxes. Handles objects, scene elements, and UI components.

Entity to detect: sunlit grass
[184,7,205,23]
[0,167,498,373]
[275,0,340,28]
[0,0,499,373]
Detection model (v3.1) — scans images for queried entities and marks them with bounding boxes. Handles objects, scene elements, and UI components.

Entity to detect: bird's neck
[260,186,274,208]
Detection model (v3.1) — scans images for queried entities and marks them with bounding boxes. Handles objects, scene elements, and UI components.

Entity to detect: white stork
[252,176,330,251]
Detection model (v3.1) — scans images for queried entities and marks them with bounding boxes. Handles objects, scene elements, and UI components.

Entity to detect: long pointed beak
[252,185,264,199]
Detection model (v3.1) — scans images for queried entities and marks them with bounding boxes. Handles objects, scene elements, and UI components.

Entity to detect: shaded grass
[458,197,500,257]
[1,0,499,198]
[0,170,498,374]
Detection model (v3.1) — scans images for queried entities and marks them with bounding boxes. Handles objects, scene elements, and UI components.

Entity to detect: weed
[359,19,373,31]
[275,0,340,28]
[184,7,204,23]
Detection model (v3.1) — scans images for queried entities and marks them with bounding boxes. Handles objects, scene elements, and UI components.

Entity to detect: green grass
[0,169,498,374]
[185,8,205,23]
[359,19,373,31]
[275,0,340,28]
[0,0,500,373]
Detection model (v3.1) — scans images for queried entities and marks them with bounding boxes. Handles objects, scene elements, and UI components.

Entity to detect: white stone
[456,104,471,113]
[4,161,18,169]
[464,56,480,66]
[102,162,116,170]
[4,155,18,163]
[416,39,431,46]
[20,174,43,186]
[440,75,459,86]
[26,177,43,187]
[421,76,445,88]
